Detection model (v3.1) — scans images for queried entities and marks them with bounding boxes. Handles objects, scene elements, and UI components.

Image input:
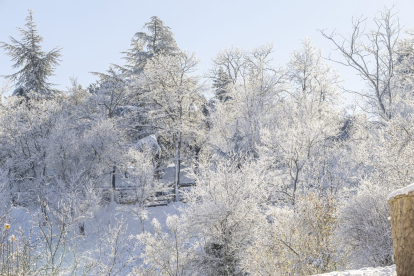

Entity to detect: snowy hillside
[1,5,413,276]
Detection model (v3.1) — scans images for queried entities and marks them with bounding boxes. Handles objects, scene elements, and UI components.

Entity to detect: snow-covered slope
[314,265,396,276]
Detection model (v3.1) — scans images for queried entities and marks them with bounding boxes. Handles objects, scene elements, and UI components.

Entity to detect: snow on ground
[314,265,396,276]
[8,204,398,276]
[159,165,195,185]
[8,202,186,274]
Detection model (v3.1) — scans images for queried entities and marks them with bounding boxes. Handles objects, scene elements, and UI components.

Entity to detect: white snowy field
[6,202,186,274]
[314,265,396,276]
[6,201,400,275]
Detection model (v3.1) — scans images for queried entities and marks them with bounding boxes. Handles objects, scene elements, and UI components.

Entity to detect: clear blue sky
[1,0,414,93]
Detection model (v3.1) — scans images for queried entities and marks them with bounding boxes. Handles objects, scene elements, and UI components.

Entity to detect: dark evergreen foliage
[1,10,62,98]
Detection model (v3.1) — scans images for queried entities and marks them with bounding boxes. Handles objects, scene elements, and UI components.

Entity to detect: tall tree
[110,16,180,142]
[90,67,131,118]
[320,7,400,120]
[121,16,178,75]
[208,44,283,156]
[209,46,246,85]
[181,157,268,275]
[140,52,204,201]
[286,38,341,106]
[1,10,62,98]
[212,67,232,102]
[259,39,342,205]
[393,36,414,106]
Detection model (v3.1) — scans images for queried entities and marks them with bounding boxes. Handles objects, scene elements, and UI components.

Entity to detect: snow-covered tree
[336,104,414,266]
[0,96,61,194]
[132,215,197,276]
[242,193,341,275]
[321,7,401,120]
[180,156,268,275]
[259,39,343,204]
[0,79,12,103]
[0,89,126,213]
[338,180,393,267]
[212,67,232,102]
[1,10,62,98]
[207,44,283,156]
[209,46,246,85]
[139,52,205,201]
[120,148,162,232]
[286,38,341,106]
[90,67,131,118]
[121,16,178,75]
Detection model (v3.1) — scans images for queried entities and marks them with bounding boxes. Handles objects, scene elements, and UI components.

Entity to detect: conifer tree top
[1,10,62,98]
[121,16,178,75]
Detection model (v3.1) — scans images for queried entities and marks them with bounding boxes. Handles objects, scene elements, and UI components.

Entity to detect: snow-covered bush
[180,156,268,275]
[131,215,197,276]
[338,181,393,267]
[243,193,341,275]
[120,148,162,232]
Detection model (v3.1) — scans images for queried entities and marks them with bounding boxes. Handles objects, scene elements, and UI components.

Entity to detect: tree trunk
[174,132,181,202]
[194,145,201,175]
[112,166,116,190]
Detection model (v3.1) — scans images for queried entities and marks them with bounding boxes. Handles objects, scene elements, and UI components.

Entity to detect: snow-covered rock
[313,265,396,276]
[135,134,161,155]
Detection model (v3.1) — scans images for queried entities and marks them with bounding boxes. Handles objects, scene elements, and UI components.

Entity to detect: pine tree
[1,10,62,98]
[121,16,178,75]
[90,67,130,118]
[213,67,232,102]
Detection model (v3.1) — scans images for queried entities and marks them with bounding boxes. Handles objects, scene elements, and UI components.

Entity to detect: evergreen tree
[213,67,232,102]
[1,10,62,98]
[121,16,178,75]
[90,67,130,118]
